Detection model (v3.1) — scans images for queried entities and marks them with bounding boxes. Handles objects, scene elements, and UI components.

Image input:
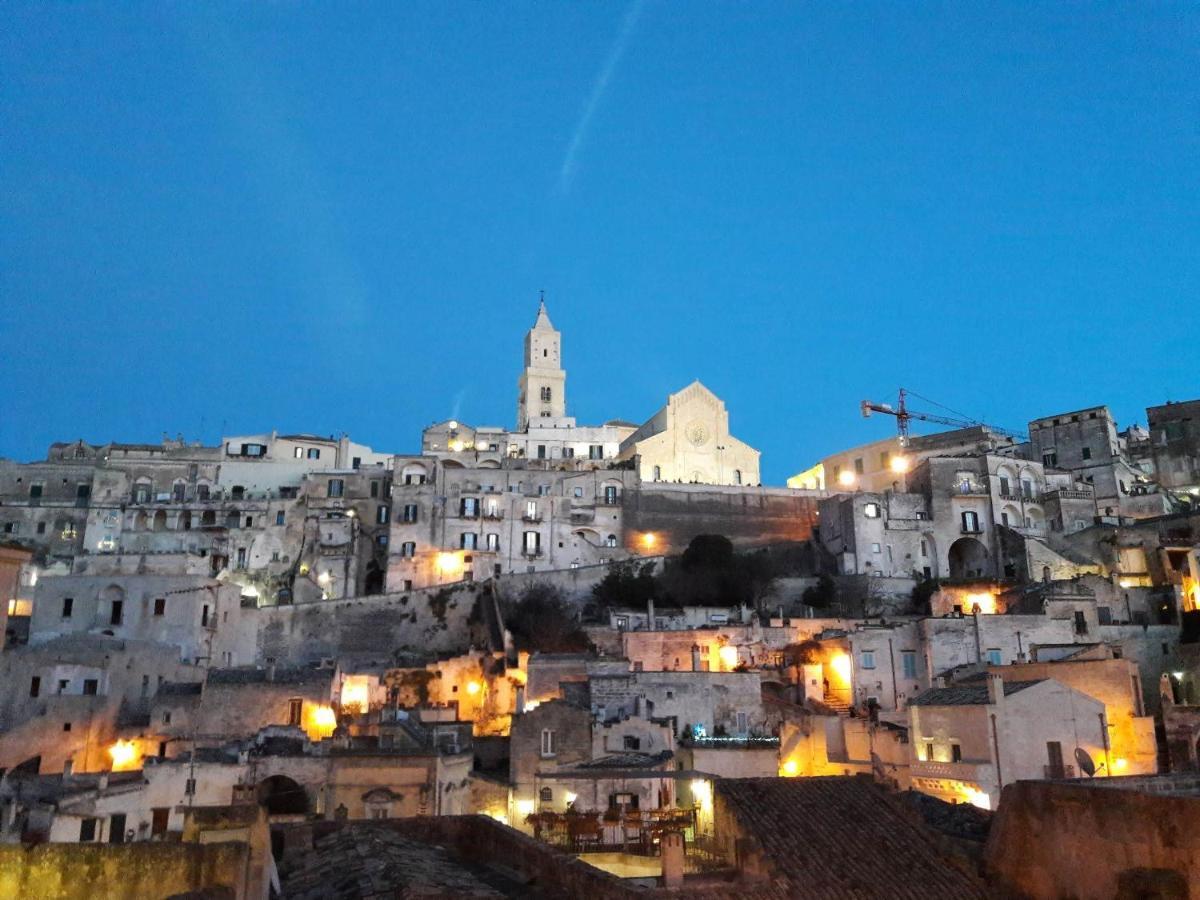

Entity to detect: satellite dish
[1074,747,1096,777]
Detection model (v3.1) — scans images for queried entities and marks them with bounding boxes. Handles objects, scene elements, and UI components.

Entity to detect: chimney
[987,673,1005,706]
[647,597,656,631]
[661,831,685,888]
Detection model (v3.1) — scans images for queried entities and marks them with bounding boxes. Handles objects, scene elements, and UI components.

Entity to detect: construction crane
[860,388,1029,447]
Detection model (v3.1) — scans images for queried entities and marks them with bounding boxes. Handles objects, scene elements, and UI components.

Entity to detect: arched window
[734,469,742,485]
[652,466,661,481]
[540,386,552,402]
[605,534,618,548]
[539,787,553,802]
[401,542,416,558]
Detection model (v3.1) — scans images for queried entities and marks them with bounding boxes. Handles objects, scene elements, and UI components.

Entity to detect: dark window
[951,744,962,762]
[328,479,344,498]
[152,807,169,836]
[63,721,71,731]
[201,605,209,627]
[352,456,361,469]
[1082,447,1092,460]
[110,600,123,625]
[82,679,98,695]
[623,735,641,750]
[29,676,40,697]
[288,698,303,726]
[307,448,320,460]
[370,482,379,498]
[276,511,285,526]
[537,445,546,459]
[61,597,73,618]
[80,818,97,842]
[604,486,618,505]
[109,813,127,844]
[403,504,418,523]
[36,521,46,534]
[589,445,603,460]
[153,597,165,616]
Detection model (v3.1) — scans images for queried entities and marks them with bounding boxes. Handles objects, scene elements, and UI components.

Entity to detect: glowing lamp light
[719,645,739,671]
[889,455,910,474]
[436,552,462,576]
[448,439,464,453]
[448,420,459,431]
[830,652,852,682]
[108,740,138,771]
[304,704,338,741]
[1112,758,1128,773]
[466,680,482,696]
[340,677,371,711]
[690,779,713,812]
[564,791,577,805]
[960,786,991,810]
[964,592,996,615]
[837,470,857,488]
[317,571,331,586]
[641,533,657,550]
[781,759,799,777]
[515,799,535,818]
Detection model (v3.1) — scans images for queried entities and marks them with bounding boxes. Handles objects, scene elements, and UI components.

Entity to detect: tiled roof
[714,777,986,899]
[575,750,673,770]
[909,679,1044,707]
[279,823,524,899]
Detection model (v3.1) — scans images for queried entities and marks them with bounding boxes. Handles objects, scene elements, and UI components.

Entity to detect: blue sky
[2,4,1196,483]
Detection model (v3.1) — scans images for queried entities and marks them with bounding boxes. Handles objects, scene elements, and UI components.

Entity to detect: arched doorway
[257,775,309,815]
[948,537,990,579]
[363,562,383,595]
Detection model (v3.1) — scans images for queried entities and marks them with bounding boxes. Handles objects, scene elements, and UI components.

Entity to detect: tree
[681,534,735,572]
[503,583,589,653]
[590,560,659,613]
[803,574,837,609]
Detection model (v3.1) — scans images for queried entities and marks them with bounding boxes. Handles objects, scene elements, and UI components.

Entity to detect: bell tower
[517,294,567,431]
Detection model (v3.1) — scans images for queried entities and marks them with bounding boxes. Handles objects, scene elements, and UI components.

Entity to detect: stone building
[618,381,760,487]
[1148,398,1200,492]
[908,673,1108,810]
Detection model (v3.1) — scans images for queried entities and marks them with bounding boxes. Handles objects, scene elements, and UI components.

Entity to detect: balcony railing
[522,514,543,523]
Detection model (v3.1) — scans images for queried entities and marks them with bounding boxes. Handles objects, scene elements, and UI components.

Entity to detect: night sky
[2,4,1196,483]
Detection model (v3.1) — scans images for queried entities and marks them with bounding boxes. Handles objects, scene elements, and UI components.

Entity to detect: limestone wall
[0,840,250,900]
[984,780,1200,897]
[255,582,485,665]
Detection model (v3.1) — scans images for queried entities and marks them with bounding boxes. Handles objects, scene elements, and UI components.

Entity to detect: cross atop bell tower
[517,293,567,431]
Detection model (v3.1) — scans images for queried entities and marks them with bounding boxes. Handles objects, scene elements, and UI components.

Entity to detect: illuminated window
[864,503,880,518]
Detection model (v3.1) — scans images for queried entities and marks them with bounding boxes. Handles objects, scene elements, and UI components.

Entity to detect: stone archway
[948,537,990,579]
[257,775,309,815]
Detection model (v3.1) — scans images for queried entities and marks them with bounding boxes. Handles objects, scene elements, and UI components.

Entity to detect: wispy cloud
[558,0,645,192]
